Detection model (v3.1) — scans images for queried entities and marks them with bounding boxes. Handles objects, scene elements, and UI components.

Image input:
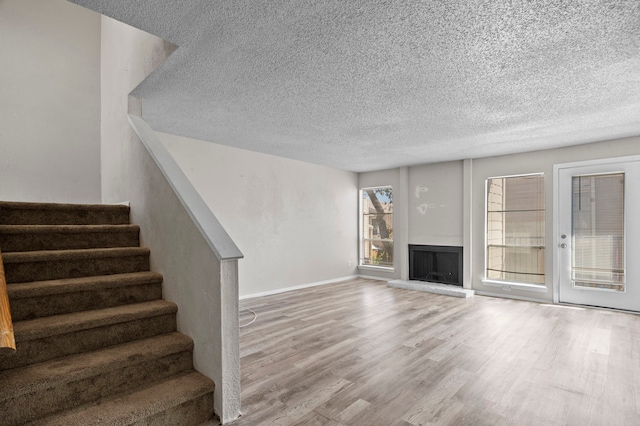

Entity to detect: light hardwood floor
[229,278,640,425]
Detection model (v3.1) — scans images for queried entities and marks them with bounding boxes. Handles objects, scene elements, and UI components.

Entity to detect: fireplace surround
[408,245,463,286]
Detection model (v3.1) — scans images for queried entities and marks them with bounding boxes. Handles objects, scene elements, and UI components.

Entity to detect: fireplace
[409,245,463,286]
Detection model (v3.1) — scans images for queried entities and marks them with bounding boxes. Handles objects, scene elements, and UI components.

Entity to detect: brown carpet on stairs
[0,224,141,252]
[0,201,215,426]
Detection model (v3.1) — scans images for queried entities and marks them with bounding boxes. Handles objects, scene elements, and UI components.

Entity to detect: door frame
[553,154,640,305]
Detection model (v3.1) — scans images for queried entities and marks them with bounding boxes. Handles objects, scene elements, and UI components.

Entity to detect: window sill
[358,265,395,272]
[481,279,548,293]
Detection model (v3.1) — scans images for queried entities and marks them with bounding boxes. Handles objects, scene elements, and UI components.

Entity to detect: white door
[557,157,640,311]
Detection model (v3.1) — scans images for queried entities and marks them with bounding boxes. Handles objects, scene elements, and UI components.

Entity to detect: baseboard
[239,275,359,300]
[475,290,549,304]
[357,274,391,282]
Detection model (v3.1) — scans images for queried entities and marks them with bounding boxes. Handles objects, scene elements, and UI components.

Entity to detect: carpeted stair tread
[27,371,215,426]
[13,300,177,342]
[2,247,150,283]
[7,271,163,298]
[1,300,178,370]
[2,246,149,263]
[0,332,192,399]
[0,224,140,252]
[8,272,164,321]
[0,224,140,234]
[0,201,130,225]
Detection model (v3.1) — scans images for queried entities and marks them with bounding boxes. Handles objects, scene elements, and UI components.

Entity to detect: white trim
[399,167,409,281]
[358,188,364,269]
[239,275,359,300]
[357,264,395,272]
[481,279,548,293]
[358,274,391,281]
[553,162,561,304]
[553,155,640,172]
[361,185,393,191]
[486,171,545,180]
[475,290,549,304]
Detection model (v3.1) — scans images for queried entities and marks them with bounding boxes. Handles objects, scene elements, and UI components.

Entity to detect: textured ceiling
[71,0,640,172]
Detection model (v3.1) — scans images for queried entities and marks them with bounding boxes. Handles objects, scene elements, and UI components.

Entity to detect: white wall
[100,18,176,203]
[408,161,464,247]
[0,0,101,203]
[158,133,359,298]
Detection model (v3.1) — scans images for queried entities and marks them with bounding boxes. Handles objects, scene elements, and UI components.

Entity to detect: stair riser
[4,255,150,283]
[0,207,130,225]
[0,231,139,252]
[2,351,194,426]
[10,283,162,321]
[1,314,176,370]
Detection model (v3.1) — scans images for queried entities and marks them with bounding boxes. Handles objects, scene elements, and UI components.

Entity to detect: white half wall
[128,130,238,421]
[0,0,101,203]
[101,16,240,422]
[158,133,359,298]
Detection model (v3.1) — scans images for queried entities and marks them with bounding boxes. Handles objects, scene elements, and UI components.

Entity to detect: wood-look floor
[229,278,640,425]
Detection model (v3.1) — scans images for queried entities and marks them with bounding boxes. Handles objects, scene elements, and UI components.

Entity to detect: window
[486,174,545,284]
[572,173,625,291]
[360,186,393,268]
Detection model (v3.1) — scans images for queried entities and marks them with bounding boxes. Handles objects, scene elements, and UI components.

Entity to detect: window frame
[482,173,548,292]
[359,185,394,270]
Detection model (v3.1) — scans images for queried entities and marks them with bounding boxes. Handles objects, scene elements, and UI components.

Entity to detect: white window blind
[486,174,545,284]
[572,173,625,291]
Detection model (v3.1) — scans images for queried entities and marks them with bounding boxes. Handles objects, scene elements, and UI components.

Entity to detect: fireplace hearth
[409,245,463,286]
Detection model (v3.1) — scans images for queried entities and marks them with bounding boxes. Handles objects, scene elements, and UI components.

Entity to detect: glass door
[557,158,640,311]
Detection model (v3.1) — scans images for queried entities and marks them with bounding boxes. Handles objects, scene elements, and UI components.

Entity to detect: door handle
[560,243,567,248]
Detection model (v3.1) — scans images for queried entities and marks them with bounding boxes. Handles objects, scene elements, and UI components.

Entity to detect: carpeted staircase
[0,201,215,425]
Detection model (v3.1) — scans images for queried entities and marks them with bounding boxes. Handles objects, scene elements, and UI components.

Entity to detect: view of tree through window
[360,187,393,267]
[486,174,545,284]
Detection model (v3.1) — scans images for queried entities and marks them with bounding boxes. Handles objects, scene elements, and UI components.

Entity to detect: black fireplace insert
[409,245,463,286]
